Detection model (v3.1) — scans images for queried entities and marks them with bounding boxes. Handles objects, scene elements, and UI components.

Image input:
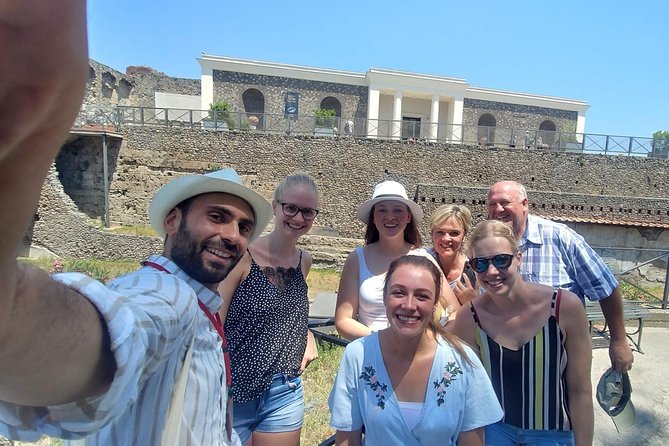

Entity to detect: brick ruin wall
[35,126,669,269]
[84,60,200,107]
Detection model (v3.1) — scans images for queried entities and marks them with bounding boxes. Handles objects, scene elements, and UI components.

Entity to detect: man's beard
[170,219,243,285]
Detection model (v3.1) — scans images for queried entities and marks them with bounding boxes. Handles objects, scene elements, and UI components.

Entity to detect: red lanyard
[144,261,232,388]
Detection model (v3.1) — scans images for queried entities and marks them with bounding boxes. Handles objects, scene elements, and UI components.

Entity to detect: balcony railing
[73,105,669,159]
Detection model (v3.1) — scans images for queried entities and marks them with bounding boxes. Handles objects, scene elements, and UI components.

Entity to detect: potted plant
[203,100,236,131]
[314,108,336,136]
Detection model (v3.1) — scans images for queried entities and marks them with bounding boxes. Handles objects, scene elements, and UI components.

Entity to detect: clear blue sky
[88,0,668,138]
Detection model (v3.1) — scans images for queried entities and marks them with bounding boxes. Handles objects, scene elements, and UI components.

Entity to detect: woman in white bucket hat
[335,180,459,341]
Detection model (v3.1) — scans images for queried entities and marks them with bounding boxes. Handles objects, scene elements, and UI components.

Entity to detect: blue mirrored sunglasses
[469,254,514,273]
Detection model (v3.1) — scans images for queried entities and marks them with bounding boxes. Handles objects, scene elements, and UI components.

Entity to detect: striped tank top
[471,289,571,431]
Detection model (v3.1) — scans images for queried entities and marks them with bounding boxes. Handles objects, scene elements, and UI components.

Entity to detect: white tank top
[398,401,424,429]
[356,247,389,332]
[355,247,433,332]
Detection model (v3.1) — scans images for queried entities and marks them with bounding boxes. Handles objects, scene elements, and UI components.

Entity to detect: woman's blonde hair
[273,172,319,203]
[468,220,518,257]
[429,204,473,236]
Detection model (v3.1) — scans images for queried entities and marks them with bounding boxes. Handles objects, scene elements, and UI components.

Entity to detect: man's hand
[0,0,88,266]
[609,338,634,373]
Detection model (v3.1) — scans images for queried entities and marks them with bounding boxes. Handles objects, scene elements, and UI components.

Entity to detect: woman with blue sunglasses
[452,220,593,446]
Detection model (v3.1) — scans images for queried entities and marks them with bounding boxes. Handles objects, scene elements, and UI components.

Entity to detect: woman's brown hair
[383,255,472,364]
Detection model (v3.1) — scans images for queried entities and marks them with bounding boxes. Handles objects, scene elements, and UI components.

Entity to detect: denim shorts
[233,373,304,444]
[485,421,574,446]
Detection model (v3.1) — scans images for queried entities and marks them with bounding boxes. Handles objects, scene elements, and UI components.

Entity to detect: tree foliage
[652,130,669,158]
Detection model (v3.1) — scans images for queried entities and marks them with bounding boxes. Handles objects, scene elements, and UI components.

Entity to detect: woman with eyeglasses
[218,173,320,446]
[335,180,460,341]
[452,220,593,446]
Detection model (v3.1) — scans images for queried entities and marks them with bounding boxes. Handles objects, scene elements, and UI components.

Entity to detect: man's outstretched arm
[0,0,115,406]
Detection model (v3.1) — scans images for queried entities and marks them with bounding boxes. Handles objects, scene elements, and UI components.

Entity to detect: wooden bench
[585,299,650,353]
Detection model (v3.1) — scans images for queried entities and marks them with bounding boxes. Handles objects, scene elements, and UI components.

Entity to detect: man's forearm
[599,287,627,341]
[0,264,115,406]
[599,286,634,372]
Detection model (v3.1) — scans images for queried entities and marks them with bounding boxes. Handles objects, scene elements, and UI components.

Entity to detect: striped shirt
[0,255,241,446]
[472,289,571,431]
[519,214,618,302]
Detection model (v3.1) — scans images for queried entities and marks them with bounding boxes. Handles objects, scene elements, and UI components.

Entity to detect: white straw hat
[356,180,423,223]
[149,168,272,241]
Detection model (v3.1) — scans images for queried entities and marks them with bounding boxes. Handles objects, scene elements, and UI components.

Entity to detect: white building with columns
[196,54,588,145]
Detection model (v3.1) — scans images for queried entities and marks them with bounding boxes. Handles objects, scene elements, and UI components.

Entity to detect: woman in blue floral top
[328,255,503,445]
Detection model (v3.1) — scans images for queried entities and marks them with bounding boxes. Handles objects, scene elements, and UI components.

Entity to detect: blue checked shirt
[518,214,618,302]
[0,255,241,446]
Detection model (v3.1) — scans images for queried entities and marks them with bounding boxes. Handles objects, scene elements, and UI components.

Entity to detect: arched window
[242,88,265,129]
[477,113,496,145]
[320,97,341,118]
[538,120,557,147]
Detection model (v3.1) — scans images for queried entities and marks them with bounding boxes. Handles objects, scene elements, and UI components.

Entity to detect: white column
[392,91,403,140]
[367,88,380,138]
[576,110,586,143]
[200,65,214,124]
[430,94,440,142]
[447,95,464,143]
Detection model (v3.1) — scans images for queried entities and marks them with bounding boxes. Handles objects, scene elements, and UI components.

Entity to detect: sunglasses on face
[278,202,319,220]
[468,253,514,273]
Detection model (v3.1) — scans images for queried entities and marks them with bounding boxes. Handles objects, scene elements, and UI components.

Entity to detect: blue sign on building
[285,92,299,117]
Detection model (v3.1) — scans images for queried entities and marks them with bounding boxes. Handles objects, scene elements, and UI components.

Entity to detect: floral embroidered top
[328,332,503,445]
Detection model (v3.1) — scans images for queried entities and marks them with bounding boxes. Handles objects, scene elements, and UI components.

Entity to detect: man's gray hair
[516,183,528,200]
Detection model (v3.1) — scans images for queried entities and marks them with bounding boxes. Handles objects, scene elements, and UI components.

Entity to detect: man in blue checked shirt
[487,181,634,374]
[0,1,271,444]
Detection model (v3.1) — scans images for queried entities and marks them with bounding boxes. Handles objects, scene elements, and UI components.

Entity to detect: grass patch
[620,280,665,302]
[105,224,158,237]
[307,267,341,300]
[19,257,139,282]
[301,339,344,445]
[2,436,62,445]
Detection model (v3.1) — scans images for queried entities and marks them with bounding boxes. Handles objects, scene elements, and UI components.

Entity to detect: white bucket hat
[149,168,272,241]
[596,369,636,433]
[356,180,423,224]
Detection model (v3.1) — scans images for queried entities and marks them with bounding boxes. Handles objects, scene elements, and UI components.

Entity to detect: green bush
[315,108,336,127]
[208,100,236,129]
[652,130,669,158]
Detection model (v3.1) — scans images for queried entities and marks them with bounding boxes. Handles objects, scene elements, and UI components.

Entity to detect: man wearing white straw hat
[0,2,270,445]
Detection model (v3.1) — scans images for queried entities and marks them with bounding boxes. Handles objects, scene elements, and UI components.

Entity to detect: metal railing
[594,247,669,309]
[72,105,669,159]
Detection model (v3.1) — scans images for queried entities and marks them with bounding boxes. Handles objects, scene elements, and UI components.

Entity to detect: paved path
[592,327,669,445]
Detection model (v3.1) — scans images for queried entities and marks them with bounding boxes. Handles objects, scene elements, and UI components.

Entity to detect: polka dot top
[224,250,309,403]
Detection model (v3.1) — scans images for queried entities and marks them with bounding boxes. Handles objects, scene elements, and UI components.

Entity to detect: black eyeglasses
[278,202,319,220]
[469,254,514,273]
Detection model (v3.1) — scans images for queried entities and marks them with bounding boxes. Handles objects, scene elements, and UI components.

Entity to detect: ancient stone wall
[462,98,578,145]
[84,59,200,107]
[212,70,368,121]
[32,167,163,261]
[54,126,669,237]
[37,126,669,268]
